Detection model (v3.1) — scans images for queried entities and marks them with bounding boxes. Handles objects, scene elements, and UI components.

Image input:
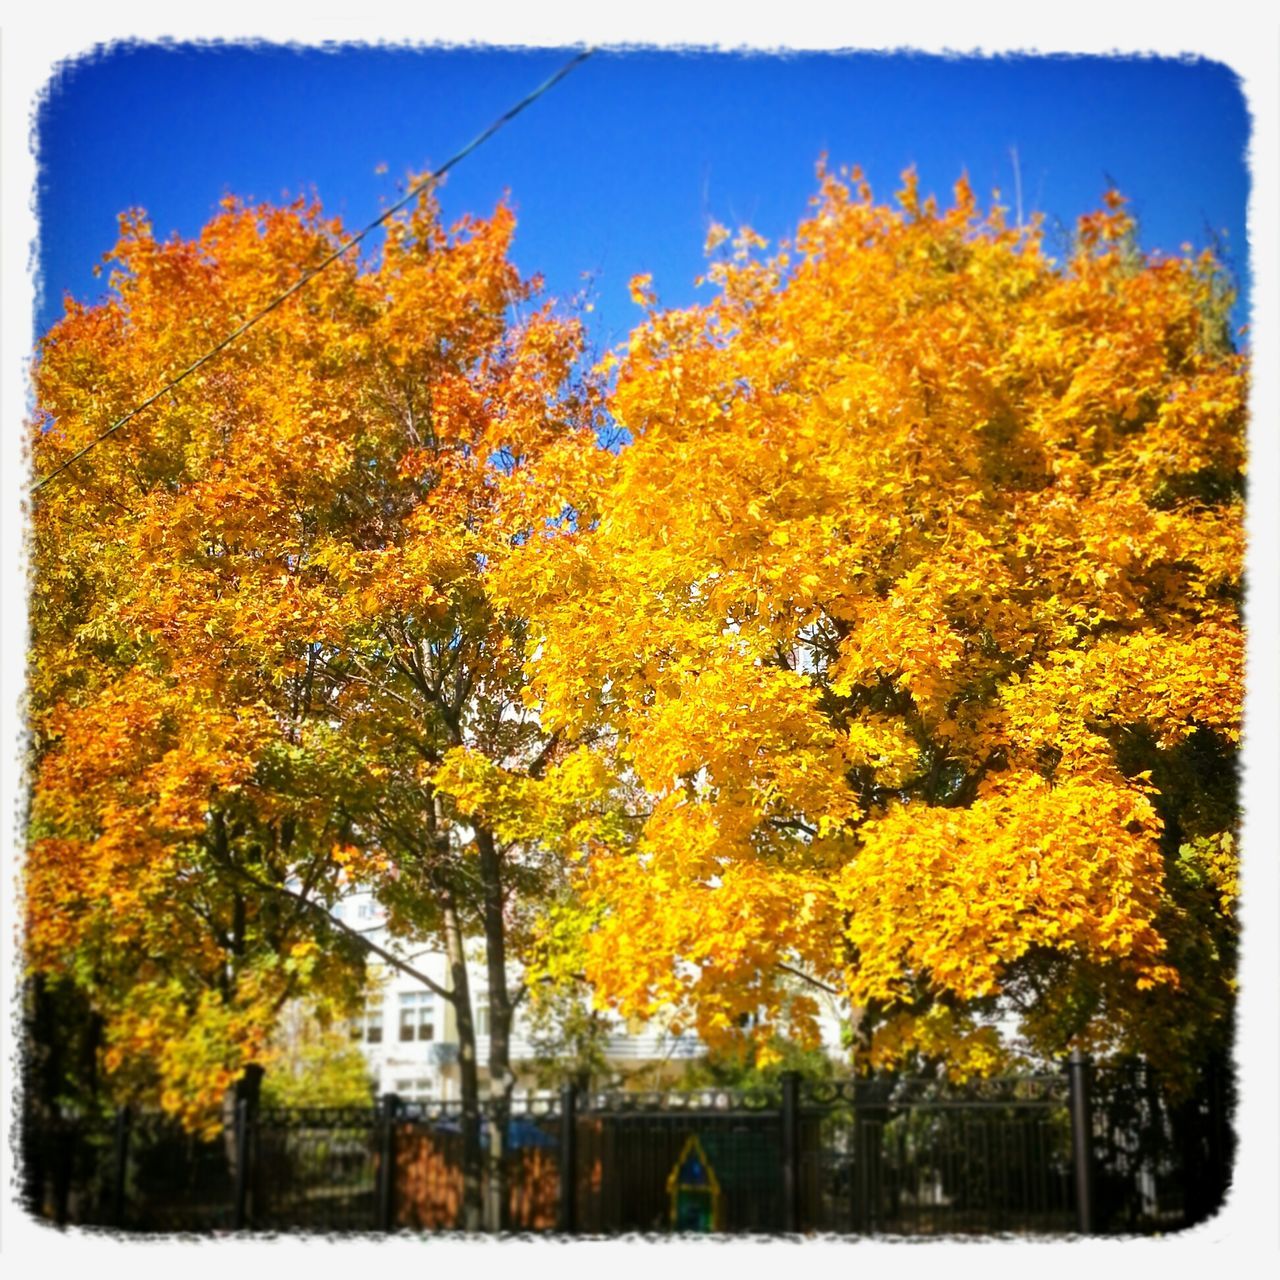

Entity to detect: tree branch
[226,864,455,1003]
[775,961,841,997]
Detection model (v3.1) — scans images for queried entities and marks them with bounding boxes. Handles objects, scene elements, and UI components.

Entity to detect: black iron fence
[798,1071,1077,1234]
[21,1055,1231,1236]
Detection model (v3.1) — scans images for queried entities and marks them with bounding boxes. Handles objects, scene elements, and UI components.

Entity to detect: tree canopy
[506,166,1244,1082]
[27,183,605,1154]
[25,160,1244,1143]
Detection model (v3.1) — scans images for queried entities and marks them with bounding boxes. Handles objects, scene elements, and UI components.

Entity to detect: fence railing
[20,1055,1231,1236]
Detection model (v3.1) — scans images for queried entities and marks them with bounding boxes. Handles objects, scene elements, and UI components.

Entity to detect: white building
[333,889,850,1102]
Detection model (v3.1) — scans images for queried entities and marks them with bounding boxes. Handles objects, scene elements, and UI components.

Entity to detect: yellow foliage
[512,164,1244,1073]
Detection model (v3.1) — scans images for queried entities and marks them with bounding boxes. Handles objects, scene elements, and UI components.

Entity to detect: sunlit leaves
[516,164,1244,1077]
[27,182,598,1125]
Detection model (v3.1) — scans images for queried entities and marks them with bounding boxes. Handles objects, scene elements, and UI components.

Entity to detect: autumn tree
[27,200,377,1134]
[508,165,1245,1090]
[27,182,609,1224]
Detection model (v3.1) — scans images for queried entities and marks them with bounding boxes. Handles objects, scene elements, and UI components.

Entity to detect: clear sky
[35,44,1250,357]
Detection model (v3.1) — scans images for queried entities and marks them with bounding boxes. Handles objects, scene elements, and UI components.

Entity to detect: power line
[31,46,595,496]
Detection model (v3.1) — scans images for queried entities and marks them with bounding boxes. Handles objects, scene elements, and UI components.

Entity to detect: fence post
[558,1080,578,1234]
[232,1096,251,1231]
[1207,1052,1230,1216]
[1068,1049,1095,1234]
[781,1070,801,1234]
[53,1123,73,1226]
[378,1093,400,1232]
[111,1105,131,1228]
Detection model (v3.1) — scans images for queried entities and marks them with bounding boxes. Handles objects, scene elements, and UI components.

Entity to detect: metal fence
[20,1055,1231,1236]
[798,1073,1077,1234]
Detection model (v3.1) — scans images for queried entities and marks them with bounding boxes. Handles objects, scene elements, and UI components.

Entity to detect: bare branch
[227,863,455,1003]
[775,961,841,997]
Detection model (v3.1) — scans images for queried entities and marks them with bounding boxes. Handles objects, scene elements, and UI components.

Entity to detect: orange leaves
[628,273,656,308]
[27,158,1245,1098]
[624,656,856,826]
[433,745,628,864]
[515,164,1245,1074]
[574,837,841,1053]
[870,1006,1009,1079]
[1073,189,1137,261]
[1001,622,1245,767]
[28,179,603,1124]
[839,771,1170,1007]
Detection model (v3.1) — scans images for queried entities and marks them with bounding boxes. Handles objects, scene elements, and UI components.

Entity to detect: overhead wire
[30,46,595,495]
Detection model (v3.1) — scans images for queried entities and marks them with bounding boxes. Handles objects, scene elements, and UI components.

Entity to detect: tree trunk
[476,824,514,1234]
[441,889,484,1231]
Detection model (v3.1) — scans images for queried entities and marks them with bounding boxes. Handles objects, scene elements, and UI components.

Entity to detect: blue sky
[35,45,1250,356]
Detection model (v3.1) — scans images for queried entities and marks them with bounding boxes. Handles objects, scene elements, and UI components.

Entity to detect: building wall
[335,889,850,1101]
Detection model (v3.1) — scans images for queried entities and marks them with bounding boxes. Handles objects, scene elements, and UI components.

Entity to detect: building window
[475,999,490,1037]
[399,991,436,1042]
[394,1077,436,1100]
[351,994,383,1044]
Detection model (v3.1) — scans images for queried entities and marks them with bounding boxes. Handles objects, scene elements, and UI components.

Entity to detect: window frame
[398,991,436,1043]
